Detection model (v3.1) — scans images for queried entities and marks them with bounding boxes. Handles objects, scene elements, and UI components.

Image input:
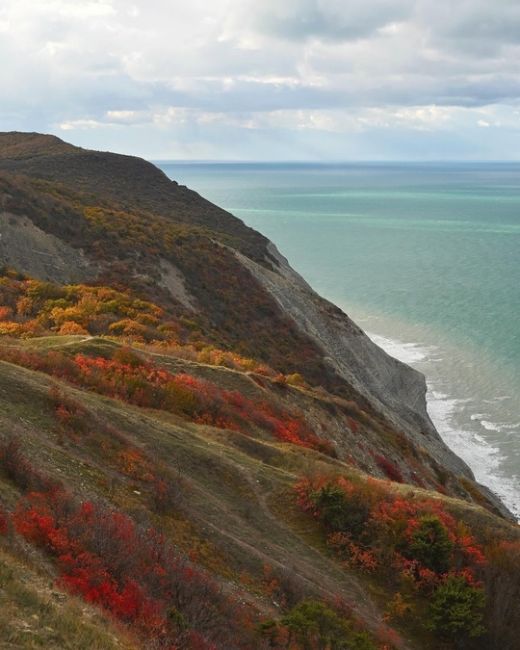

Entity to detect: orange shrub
[58,321,88,335]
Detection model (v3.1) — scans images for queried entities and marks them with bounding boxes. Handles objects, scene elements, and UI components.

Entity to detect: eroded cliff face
[238,245,483,470]
[0,212,93,283]
[239,245,516,519]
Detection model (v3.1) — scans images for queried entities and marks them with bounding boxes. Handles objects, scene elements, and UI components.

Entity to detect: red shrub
[296,474,487,590]
[0,346,334,456]
[374,455,404,483]
[13,488,253,648]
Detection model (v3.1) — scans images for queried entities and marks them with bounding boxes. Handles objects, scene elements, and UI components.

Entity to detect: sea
[157,161,520,519]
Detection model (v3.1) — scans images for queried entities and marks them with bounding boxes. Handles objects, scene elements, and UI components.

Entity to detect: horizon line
[151,158,520,164]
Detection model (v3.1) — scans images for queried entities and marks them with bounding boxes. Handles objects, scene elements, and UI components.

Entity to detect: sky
[1,0,520,160]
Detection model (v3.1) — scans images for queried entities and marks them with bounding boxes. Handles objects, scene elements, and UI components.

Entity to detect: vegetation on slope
[0,318,519,648]
[0,171,345,394]
[0,133,518,649]
[0,348,396,649]
[0,268,506,505]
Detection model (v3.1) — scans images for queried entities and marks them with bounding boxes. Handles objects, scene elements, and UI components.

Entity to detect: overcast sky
[2,0,520,160]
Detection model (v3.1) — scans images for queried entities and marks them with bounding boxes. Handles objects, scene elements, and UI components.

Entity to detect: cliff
[0,133,504,497]
[0,132,518,650]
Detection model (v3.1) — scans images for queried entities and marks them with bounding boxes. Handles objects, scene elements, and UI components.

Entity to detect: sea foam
[368,331,520,520]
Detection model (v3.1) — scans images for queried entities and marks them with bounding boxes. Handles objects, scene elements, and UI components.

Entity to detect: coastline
[366,329,520,520]
[157,160,520,521]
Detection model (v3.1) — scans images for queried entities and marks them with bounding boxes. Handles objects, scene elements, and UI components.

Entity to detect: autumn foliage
[374,455,404,483]
[9,487,254,648]
[0,345,334,455]
[0,442,391,650]
[296,475,488,644]
[0,267,330,400]
[0,271,281,376]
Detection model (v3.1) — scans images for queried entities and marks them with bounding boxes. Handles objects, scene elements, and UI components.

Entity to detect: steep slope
[0,132,271,262]
[0,132,519,650]
[0,133,494,500]
[0,336,518,650]
[237,246,461,466]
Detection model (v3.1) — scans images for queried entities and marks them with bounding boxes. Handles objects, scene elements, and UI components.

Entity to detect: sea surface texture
[158,161,520,517]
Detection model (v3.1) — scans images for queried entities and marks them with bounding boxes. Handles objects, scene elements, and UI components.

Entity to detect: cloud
[234,0,415,42]
[415,0,520,54]
[0,0,519,158]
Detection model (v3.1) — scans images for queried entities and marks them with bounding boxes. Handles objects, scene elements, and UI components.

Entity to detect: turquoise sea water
[158,162,520,517]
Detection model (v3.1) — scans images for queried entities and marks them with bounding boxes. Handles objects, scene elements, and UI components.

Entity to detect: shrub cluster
[11,488,255,648]
[0,346,334,457]
[296,475,488,644]
[0,443,389,650]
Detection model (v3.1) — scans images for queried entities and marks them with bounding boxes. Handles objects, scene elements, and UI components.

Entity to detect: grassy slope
[1,338,518,649]
[0,546,137,650]
[0,352,383,614]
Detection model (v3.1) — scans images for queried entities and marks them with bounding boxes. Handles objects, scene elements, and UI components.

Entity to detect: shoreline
[368,330,520,520]
[157,160,520,520]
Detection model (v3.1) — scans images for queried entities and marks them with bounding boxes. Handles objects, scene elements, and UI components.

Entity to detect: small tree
[427,576,485,641]
[407,515,454,573]
[281,600,353,650]
[311,485,369,539]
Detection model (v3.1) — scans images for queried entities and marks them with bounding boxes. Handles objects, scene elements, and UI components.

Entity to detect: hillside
[0,132,518,650]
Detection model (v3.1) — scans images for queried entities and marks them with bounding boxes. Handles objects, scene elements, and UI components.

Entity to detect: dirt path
[191,460,413,649]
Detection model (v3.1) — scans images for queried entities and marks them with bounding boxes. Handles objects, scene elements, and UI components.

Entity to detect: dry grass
[0,546,137,650]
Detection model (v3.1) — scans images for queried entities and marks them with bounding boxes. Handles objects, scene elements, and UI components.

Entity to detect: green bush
[427,576,485,640]
[311,484,369,539]
[280,600,376,650]
[406,515,454,573]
